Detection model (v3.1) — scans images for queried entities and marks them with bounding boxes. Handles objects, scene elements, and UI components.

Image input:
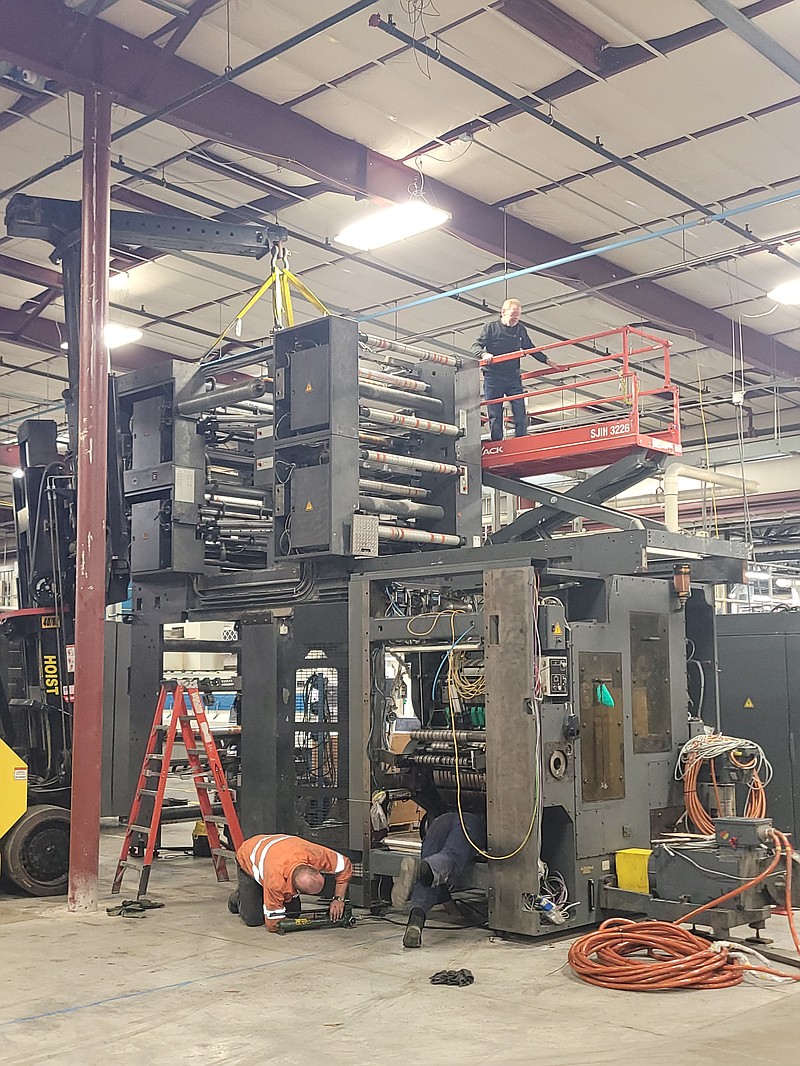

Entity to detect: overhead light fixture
[104,323,143,349]
[767,279,800,304]
[58,324,143,352]
[335,201,451,251]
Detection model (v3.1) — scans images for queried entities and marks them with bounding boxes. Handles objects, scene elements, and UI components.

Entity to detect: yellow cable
[446,613,540,861]
[405,609,463,637]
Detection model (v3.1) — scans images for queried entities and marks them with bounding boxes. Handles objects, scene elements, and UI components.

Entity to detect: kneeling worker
[229,833,352,931]
[391,811,486,948]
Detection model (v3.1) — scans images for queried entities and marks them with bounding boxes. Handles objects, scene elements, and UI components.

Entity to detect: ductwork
[663,464,759,532]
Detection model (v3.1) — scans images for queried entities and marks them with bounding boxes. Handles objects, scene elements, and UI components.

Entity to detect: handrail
[478,324,672,384]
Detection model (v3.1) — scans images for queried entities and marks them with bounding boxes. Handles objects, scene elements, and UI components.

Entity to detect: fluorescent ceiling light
[767,279,800,304]
[335,201,451,251]
[59,324,143,351]
[105,323,143,349]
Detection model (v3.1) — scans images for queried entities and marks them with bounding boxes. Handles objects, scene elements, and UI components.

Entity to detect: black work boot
[403,907,426,948]
[227,889,240,915]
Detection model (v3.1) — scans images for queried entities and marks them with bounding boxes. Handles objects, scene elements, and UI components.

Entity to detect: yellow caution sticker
[41,616,59,629]
[743,697,755,709]
[552,623,562,636]
[305,382,313,392]
[305,500,314,511]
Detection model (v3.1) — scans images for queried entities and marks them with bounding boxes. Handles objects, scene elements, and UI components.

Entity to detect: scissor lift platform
[479,327,681,480]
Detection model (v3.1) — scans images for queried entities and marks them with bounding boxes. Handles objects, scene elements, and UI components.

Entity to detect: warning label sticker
[14,767,27,781]
[41,616,59,629]
[66,644,76,673]
[743,697,755,709]
[305,500,314,511]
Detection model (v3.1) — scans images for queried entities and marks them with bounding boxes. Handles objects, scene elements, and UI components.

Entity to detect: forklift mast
[0,194,287,808]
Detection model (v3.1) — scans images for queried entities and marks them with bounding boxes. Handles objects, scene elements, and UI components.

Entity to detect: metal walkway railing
[480,326,681,477]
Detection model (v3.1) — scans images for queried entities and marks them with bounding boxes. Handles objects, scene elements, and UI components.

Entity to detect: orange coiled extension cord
[569,829,800,991]
[683,752,767,835]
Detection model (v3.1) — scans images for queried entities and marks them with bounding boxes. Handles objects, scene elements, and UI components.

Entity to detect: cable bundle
[569,828,800,991]
[569,919,743,990]
[676,732,772,834]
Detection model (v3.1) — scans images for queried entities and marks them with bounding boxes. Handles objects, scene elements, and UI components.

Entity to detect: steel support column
[67,88,112,912]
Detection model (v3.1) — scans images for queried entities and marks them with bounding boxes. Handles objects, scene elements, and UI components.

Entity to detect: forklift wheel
[1,805,71,896]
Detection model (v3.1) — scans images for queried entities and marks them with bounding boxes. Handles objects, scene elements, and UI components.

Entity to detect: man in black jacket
[472,299,555,440]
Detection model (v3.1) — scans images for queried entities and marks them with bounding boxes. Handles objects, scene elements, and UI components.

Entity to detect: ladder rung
[138,788,160,797]
[146,753,166,760]
[185,749,208,757]
[118,859,143,871]
[143,770,162,777]
[154,724,168,732]
[128,823,153,835]
[211,848,234,858]
[204,815,228,825]
[195,781,216,789]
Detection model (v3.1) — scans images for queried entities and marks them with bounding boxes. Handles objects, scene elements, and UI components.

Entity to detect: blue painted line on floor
[0,952,317,1028]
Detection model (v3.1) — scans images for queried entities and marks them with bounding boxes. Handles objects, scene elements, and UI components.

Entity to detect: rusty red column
[68,88,112,912]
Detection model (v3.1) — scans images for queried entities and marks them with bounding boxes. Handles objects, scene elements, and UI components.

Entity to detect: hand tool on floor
[276,901,356,934]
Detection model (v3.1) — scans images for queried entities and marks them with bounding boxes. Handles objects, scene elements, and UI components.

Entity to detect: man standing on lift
[472,298,555,441]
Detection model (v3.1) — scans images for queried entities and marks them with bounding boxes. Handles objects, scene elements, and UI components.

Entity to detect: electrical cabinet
[717,614,799,841]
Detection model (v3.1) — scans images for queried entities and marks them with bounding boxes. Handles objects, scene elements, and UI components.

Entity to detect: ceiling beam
[498,0,606,73]
[0,305,182,372]
[408,0,794,158]
[0,252,61,289]
[695,0,800,85]
[0,0,797,376]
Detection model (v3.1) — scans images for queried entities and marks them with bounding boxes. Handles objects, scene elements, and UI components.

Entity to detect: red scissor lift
[480,327,681,539]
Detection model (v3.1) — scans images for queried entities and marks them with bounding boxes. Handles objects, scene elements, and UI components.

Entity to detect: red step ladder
[112,682,244,898]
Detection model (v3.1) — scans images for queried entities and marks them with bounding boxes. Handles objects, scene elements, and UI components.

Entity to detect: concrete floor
[2,823,800,1066]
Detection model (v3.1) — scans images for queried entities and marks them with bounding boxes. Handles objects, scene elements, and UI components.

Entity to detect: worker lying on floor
[229,833,353,931]
[391,811,486,948]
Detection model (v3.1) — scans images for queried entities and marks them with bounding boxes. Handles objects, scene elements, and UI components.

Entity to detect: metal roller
[358,380,444,414]
[205,483,266,501]
[360,333,461,368]
[359,478,430,500]
[359,432,398,448]
[361,449,458,477]
[408,754,481,768]
[433,772,486,792]
[408,729,485,743]
[360,406,460,438]
[358,367,432,394]
[358,495,444,521]
[378,525,462,547]
[177,379,268,415]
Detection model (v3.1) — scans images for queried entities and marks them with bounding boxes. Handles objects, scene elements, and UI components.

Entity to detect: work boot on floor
[403,907,426,948]
[227,889,240,915]
[392,856,421,909]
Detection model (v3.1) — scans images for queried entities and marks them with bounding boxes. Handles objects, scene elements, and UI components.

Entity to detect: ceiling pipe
[663,464,759,532]
[359,181,800,322]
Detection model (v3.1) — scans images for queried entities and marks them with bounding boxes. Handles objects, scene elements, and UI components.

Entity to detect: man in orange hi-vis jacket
[228,833,353,931]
